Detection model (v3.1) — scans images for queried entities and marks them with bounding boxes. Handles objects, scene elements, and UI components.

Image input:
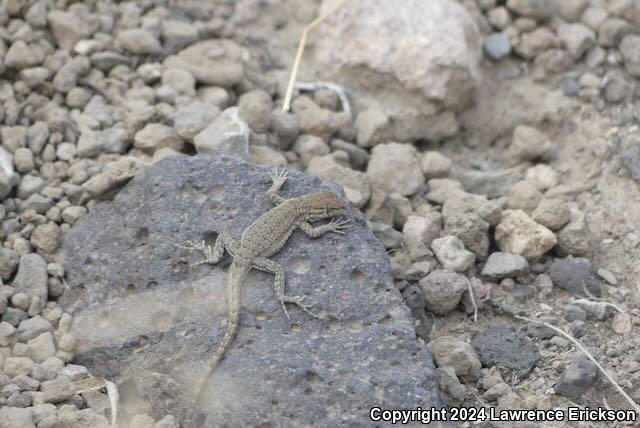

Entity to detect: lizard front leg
[266,167,288,205]
[298,218,352,238]
[252,257,322,319]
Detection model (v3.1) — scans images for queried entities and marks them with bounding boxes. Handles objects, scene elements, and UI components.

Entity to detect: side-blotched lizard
[179,167,351,404]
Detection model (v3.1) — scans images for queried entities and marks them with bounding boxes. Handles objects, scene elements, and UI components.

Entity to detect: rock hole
[134,227,149,245]
[127,284,137,295]
[290,324,301,332]
[203,231,219,247]
[305,370,322,383]
[390,360,402,368]
[304,387,313,395]
[349,269,365,281]
[146,280,159,290]
[172,260,188,273]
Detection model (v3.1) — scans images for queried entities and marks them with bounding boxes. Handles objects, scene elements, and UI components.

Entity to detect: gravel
[0,0,635,422]
[419,270,468,314]
[194,107,250,159]
[481,252,529,279]
[484,33,512,60]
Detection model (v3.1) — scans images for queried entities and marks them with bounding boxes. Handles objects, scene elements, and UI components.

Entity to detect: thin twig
[514,315,640,415]
[282,0,350,112]
[465,276,478,323]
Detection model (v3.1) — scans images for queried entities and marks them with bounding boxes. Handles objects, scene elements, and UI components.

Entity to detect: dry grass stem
[465,276,478,323]
[282,0,350,112]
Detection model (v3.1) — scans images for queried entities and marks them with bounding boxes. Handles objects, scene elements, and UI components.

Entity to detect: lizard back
[239,199,300,259]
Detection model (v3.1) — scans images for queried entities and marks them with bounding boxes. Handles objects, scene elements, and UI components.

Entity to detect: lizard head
[299,191,345,221]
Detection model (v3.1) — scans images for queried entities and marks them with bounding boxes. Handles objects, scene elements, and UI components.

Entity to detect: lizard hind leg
[298,218,352,238]
[179,232,235,267]
[253,257,323,319]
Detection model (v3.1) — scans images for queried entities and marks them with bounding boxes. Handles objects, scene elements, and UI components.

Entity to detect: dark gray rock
[1,383,20,398]
[569,320,587,338]
[11,253,48,307]
[554,355,599,400]
[41,375,74,404]
[562,304,587,322]
[62,155,442,426]
[16,316,53,342]
[90,51,131,72]
[512,284,537,301]
[329,139,371,171]
[443,212,490,260]
[621,140,640,182]
[548,257,601,297]
[481,252,529,280]
[525,318,556,339]
[560,78,580,97]
[369,222,403,249]
[7,391,32,407]
[457,169,519,198]
[471,324,539,376]
[2,307,28,327]
[0,247,19,280]
[172,102,221,142]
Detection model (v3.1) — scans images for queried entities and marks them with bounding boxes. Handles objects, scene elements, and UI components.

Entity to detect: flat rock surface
[61,155,442,426]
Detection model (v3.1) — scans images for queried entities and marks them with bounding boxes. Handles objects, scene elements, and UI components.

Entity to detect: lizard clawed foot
[174,240,206,251]
[175,241,217,266]
[269,167,288,188]
[327,218,352,235]
[281,295,323,319]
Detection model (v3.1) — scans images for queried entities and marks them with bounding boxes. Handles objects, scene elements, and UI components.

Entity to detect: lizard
[178,167,352,405]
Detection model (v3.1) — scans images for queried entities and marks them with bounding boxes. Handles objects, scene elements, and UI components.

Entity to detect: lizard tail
[194,264,248,405]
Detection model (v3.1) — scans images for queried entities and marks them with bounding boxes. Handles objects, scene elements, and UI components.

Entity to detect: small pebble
[596,268,617,285]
